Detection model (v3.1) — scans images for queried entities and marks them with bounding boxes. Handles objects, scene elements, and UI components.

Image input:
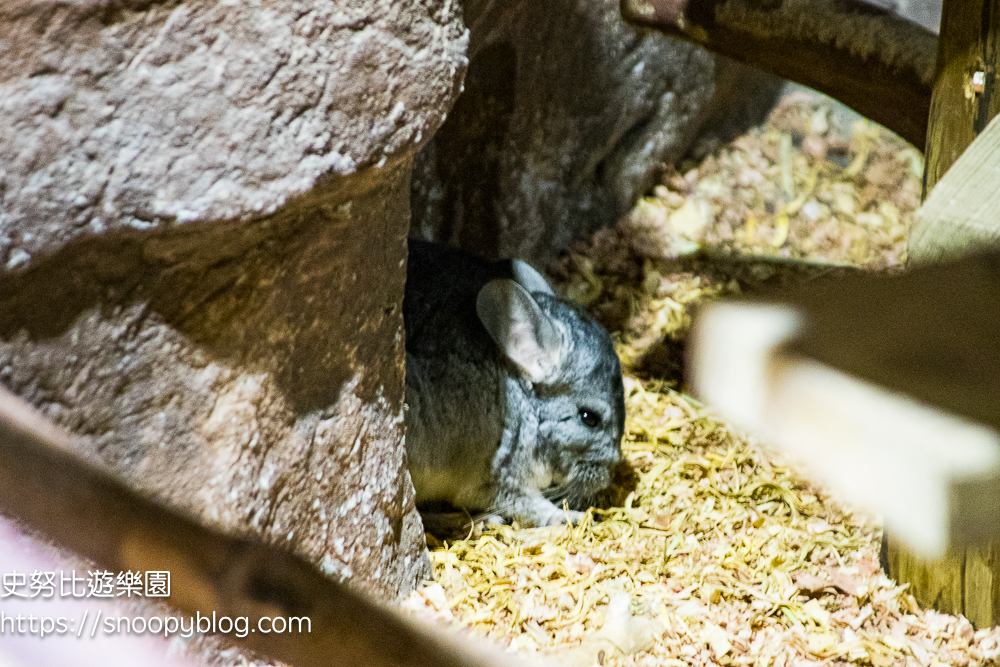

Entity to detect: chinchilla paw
[544,508,586,526]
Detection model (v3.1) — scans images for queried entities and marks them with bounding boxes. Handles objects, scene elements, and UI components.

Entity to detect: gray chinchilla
[403,239,625,527]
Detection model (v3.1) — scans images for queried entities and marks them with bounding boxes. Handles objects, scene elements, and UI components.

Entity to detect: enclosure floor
[402,90,1000,667]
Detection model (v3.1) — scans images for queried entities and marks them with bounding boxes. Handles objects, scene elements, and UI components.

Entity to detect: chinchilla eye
[578,408,601,428]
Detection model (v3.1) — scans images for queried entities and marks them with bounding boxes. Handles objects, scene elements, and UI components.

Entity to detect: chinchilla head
[476,260,626,510]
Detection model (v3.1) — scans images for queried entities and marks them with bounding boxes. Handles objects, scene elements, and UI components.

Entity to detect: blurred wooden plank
[689,252,1000,558]
[784,255,1000,434]
[687,0,1000,627]
[0,384,523,667]
[0,514,198,667]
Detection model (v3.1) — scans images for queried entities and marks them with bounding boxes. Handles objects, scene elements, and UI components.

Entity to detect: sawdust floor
[401,90,1000,667]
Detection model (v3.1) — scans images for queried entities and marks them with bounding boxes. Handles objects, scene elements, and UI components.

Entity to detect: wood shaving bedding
[402,90,1000,667]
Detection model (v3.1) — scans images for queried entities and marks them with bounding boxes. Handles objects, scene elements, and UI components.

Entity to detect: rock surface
[0,0,468,602]
[875,0,941,32]
[410,0,783,267]
[0,0,466,265]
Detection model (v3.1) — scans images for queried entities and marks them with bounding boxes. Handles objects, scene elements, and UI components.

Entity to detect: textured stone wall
[410,0,783,266]
[0,0,468,601]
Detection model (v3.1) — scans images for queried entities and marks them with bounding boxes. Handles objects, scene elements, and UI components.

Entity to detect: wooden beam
[0,385,523,667]
[689,252,1000,557]
[620,0,936,149]
[688,253,1000,626]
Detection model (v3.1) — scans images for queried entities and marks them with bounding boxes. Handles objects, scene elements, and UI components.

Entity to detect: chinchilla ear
[510,259,555,296]
[477,279,565,382]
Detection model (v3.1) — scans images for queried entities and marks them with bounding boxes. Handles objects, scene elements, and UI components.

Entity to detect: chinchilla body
[403,239,625,527]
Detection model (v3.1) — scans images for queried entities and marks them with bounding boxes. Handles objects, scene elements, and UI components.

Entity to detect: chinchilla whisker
[466,499,516,525]
[469,491,562,526]
[542,485,569,502]
[460,506,476,540]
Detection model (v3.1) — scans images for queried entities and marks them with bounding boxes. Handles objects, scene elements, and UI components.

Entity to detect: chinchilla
[403,239,625,527]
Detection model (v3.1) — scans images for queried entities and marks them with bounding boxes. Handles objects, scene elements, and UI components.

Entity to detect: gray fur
[403,239,625,527]
[476,280,564,383]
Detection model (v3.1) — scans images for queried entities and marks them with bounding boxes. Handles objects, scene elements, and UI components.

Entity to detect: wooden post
[922,0,1000,195]
[889,0,1000,629]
